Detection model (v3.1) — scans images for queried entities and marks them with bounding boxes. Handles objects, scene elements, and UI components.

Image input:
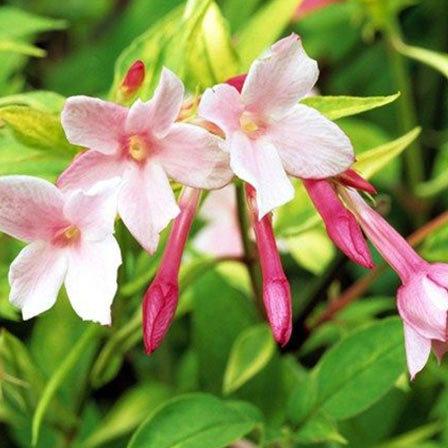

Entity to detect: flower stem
[383,16,425,192]
[235,183,263,314]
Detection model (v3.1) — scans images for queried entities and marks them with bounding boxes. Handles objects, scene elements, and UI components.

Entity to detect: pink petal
[397,276,448,341]
[242,34,318,116]
[403,323,431,380]
[158,122,232,189]
[63,178,121,241]
[118,163,180,253]
[432,340,448,363]
[304,179,374,268]
[0,176,65,242]
[61,96,127,154]
[9,241,67,319]
[65,236,122,325]
[198,83,244,135]
[246,185,292,345]
[229,133,294,218]
[427,263,448,290]
[126,68,183,138]
[57,150,126,191]
[269,104,354,179]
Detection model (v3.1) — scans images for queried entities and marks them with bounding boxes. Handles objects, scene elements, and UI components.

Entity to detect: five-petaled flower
[0,176,122,323]
[59,68,232,253]
[343,189,448,379]
[199,33,354,218]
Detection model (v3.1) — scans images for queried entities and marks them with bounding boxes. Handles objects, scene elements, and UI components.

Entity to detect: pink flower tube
[345,189,448,379]
[245,184,292,346]
[142,188,200,354]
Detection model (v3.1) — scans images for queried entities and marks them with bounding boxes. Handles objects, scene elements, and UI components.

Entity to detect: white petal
[57,150,126,192]
[268,104,354,179]
[242,34,318,116]
[118,163,180,253]
[65,236,122,325]
[229,133,294,218]
[403,323,431,380]
[0,175,65,242]
[61,96,127,154]
[9,241,67,319]
[198,83,244,135]
[126,68,184,138]
[158,123,232,189]
[63,178,121,241]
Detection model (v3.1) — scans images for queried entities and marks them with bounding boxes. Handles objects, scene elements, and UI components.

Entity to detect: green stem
[235,183,263,314]
[383,16,425,192]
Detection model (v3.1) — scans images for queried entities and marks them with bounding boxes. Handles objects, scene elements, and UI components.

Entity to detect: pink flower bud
[120,60,145,95]
[337,169,376,194]
[142,188,200,354]
[304,179,374,268]
[294,0,342,20]
[245,184,292,346]
[225,74,247,93]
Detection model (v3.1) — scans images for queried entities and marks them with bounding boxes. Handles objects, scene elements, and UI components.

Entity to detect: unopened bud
[120,60,145,96]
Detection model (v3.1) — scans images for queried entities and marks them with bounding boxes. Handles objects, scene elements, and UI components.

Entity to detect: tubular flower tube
[120,60,145,96]
[59,67,232,254]
[0,176,122,323]
[143,188,201,354]
[199,33,354,219]
[304,178,374,269]
[245,184,292,346]
[343,189,448,379]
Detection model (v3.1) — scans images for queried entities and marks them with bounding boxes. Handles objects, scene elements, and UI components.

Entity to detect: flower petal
[0,175,65,242]
[432,340,448,364]
[229,133,294,218]
[269,104,354,178]
[65,236,122,325]
[57,150,126,192]
[63,178,121,241]
[403,323,431,380]
[9,241,67,319]
[158,123,232,189]
[61,96,127,154]
[118,163,180,253]
[242,34,318,116]
[199,83,244,135]
[397,276,448,341]
[126,68,183,138]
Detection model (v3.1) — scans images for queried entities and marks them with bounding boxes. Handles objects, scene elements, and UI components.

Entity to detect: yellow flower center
[63,225,80,241]
[239,113,259,134]
[128,135,149,162]
[52,225,81,246]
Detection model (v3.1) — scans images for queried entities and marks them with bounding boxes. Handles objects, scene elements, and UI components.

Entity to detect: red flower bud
[120,60,145,95]
[226,74,247,93]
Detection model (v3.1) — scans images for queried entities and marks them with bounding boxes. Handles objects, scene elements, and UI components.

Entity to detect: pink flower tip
[338,169,377,194]
[120,60,145,95]
[225,73,247,93]
[142,277,179,355]
[263,277,293,346]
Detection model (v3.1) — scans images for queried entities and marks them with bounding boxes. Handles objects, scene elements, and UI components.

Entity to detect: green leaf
[83,383,172,448]
[314,317,405,421]
[223,324,276,395]
[0,91,65,113]
[236,0,299,70]
[128,393,259,448]
[0,40,45,57]
[295,413,347,445]
[301,93,400,121]
[354,127,421,179]
[395,40,448,79]
[32,325,100,446]
[0,105,77,154]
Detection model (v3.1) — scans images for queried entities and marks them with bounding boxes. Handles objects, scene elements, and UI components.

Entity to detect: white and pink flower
[59,68,232,254]
[0,176,122,324]
[199,34,354,218]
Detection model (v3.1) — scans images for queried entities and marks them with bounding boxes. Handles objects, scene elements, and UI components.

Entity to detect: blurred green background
[0,0,447,447]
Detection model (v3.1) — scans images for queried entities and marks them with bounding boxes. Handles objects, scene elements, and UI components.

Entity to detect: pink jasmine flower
[344,189,448,379]
[0,176,121,323]
[193,184,243,258]
[119,60,145,97]
[294,0,343,20]
[246,185,292,345]
[199,34,354,218]
[143,188,200,354]
[59,68,232,253]
[303,170,374,268]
